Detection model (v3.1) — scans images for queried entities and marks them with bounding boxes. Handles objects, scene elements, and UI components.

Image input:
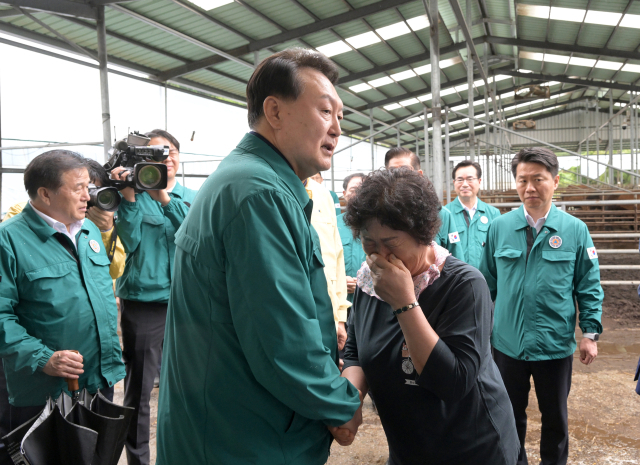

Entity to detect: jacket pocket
[88,254,111,267]
[25,262,73,281]
[141,214,164,226]
[540,250,575,299]
[493,248,522,260]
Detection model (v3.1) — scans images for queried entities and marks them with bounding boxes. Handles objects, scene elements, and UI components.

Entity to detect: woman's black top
[343,256,519,465]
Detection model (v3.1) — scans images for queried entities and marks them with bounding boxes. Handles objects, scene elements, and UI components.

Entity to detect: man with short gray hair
[0,150,125,430]
[480,147,603,465]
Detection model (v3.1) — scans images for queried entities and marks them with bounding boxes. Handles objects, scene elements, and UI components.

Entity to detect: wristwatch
[583,333,599,341]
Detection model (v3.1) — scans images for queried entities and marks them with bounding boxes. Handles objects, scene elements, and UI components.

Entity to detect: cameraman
[110,129,197,465]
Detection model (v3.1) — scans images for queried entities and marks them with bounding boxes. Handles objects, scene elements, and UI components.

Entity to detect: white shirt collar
[458,196,478,219]
[523,205,551,234]
[29,201,84,249]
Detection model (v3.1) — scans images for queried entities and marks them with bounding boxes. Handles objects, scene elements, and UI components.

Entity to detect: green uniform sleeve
[573,226,604,334]
[479,222,498,301]
[0,236,54,374]
[115,197,143,254]
[437,209,464,260]
[162,197,190,230]
[223,190,360,426]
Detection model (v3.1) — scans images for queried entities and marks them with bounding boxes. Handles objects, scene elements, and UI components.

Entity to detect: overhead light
[596,60,623,70]
[517,4,550,19]
[520,51,544,61]
[384,103,402,111]
[413,64,432,75]
[441,88,456,96]
[440,57,462,68]
[408,116,423,123]
[549,7,585,23]
[390,69,417,82]
[346,31,380,49]
[622,63,640,73]
[619,14,640,29]
[400,98,420,106]
[406,15,430,31]
[584,10,622,26]
[316,41,351,57]
[543,53,570,64]
[417,93,432,102]
[376,22,412,40]
[368,76,394,87]
[189,0,233,10]
[454,84,471,92]
[349,83,372,93]
[569,57,596,67]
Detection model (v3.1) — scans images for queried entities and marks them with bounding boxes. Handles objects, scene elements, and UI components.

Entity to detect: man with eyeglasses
[444,160,501,269]
[111,129,198,465]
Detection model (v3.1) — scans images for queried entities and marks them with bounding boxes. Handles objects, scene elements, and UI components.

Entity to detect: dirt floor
[116,253,640,465]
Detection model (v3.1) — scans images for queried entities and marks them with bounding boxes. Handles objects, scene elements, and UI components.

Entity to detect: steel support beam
[3,0,96,19]
[337,39,483,85]
[502,70,640,94]
[466,0,474,161]
[156,0,416,81]
[96,5,111,160]
[426,0,443,201]
[486,36,640,62]
[109,4,254,70]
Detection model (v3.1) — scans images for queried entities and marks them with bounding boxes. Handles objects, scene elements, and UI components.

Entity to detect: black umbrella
[2,387,133,465]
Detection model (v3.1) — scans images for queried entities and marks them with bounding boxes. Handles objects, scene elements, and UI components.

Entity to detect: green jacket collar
[238,132,312,217]
[513,203,559,232]
[450,196,488,214]
[23,202,90,243]
[170,181,186,199]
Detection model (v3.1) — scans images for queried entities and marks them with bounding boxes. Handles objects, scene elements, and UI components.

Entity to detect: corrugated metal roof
[2,0,640,145]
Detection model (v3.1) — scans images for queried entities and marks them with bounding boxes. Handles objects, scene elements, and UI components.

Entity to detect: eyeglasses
[454,177,478,184]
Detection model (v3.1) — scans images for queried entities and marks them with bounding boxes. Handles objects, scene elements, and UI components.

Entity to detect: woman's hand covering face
[366,253,417,310]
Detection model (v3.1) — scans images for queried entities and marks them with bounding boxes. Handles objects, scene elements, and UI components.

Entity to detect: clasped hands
[328,390,363,446]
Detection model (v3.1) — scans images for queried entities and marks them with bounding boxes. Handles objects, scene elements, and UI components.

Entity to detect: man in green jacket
[156,49,362,465]
[480,147,603,465]
[384,147,464,260]
[111,129,198,465]
[444,160,501,269]
[0,151,125,428]
[338,173,366,304]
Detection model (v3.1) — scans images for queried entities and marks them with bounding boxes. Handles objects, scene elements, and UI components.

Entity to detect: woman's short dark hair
[246,48,339,129]
[24,150,87,199]
[342,172,366,191]
[145,129,180,152]
[453,160,482,179]
[344,168,442,245]
[85,158,109,186]
[511,147,559,178]
[384,147,421,171]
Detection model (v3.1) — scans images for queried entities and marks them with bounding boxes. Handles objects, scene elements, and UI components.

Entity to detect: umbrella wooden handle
[66,378,79,392]
[65,350,80,392]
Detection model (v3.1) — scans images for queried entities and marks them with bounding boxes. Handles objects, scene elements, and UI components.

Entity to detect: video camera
[104,132,170,191]
[88,184,121,212]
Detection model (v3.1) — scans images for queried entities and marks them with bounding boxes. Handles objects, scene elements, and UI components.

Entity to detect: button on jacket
[444,197,501,269]
[115,183,197,303]
[337,213,366,304]
[480,204,603,361]
[436,207,464,260]
[156,133,360,465]
[0,203,125,406]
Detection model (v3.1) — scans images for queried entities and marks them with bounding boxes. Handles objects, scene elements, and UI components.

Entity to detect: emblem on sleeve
[480,216,488,224]
[549,236,562,248]
[587,247,598,259]
[89,239,100,253]
[448,232,460,243]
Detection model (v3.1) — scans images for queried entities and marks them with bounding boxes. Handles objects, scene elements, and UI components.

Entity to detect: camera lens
[138,165,162,189]
[97,190,119,210]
